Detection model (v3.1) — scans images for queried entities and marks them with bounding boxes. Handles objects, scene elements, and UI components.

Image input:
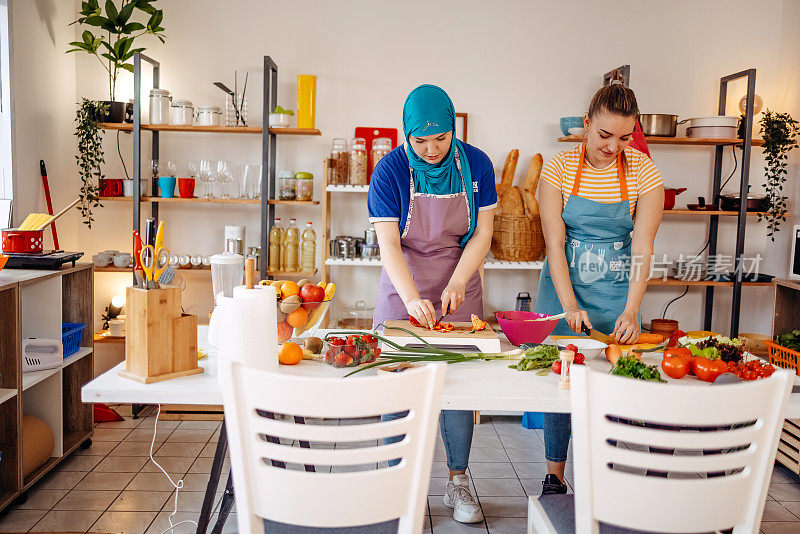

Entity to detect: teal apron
[534,145,637,336]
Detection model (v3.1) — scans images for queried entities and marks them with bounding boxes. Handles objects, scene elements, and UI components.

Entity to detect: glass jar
[349,137,368,185]
[371,137,391,176]
[328,138,348,185]
[149,89,171,125]
[337,300,375,330]
[225,93,247,127]
[295,172,314,201]
[196,105,221,127]
[170,100,194,126]
[278,170,297,200]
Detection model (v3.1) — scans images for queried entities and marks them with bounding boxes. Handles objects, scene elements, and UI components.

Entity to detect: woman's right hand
[405,297,437,330]
[564,306,591,334]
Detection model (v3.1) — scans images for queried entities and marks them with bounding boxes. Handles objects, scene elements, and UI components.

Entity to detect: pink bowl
[495,311,560,346]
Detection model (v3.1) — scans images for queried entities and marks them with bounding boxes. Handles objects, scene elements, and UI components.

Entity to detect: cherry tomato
[574,352,585,365]
[360,334,377,344]
[551,361,562,374]
[328,337,345,346]
[566,344,578,354]
[661,355,688,379]
[346,335,359,345]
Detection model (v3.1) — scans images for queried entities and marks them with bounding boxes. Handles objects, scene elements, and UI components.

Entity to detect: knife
[581,324,611,343]
[433,303,451,329]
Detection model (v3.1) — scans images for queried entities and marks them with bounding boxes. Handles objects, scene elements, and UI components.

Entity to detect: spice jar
[371,137,391,176]
[170,100,194,126]
[349,137,368,185]
[295,172,314,201]
[328,138,348,185]
[278,170,297,200]
[149,89,171,125]
[195,105,222,127]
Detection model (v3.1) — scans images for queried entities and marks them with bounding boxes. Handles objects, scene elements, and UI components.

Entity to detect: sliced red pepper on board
[470,314,488,333]
[409,316,422,328]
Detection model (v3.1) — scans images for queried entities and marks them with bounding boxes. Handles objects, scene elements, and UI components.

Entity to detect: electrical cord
[719,144,738,192]
[662,285,689,320]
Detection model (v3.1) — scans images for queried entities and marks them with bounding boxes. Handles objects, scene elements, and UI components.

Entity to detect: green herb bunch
[610,356,665,382]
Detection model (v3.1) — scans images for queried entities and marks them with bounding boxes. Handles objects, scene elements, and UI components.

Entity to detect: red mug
[99,178,124,197]
[178,177,195,198]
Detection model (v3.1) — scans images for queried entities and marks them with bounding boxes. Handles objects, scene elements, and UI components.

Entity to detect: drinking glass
[164,160,177,177]
[241,164,262,199]
[217,160,233,199]
[198,159,217,199]
[185,160,199,179]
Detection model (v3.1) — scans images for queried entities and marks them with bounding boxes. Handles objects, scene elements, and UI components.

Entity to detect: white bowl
[568,127,585,136]
[556,338,608,359]
[92,255,111,267]
[269,113,290,127]
[113,254,132,268]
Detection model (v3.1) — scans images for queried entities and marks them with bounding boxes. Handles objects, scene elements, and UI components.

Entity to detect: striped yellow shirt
[541,145,663,215]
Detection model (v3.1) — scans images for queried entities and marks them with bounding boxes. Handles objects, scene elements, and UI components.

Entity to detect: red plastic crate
[766,340,800,376]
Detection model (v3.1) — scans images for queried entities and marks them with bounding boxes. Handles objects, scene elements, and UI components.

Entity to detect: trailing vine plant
[75,99,107,227]
[759,110,799,240]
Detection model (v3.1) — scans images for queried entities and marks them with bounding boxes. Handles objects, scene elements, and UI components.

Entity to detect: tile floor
[0,407,799,533]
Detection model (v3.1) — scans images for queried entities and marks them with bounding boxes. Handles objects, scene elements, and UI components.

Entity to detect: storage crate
[766,340,800,376]
[62,323,87,358]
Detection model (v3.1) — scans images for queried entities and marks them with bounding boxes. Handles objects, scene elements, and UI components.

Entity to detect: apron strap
[572,144,629,201]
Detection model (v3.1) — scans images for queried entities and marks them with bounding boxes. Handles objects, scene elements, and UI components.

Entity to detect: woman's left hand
[612,310,639,345]
[440,280,466,316]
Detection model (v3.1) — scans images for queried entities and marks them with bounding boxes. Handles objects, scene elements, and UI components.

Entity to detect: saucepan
[663,188,687,210]
[639,114,678,137]
[2,228,43,253]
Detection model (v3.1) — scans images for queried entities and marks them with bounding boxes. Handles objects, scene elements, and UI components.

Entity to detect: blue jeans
[542,412,571,463]
[382,409,473,470]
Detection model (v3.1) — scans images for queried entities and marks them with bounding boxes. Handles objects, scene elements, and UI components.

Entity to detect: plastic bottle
[269,217,283,272]
[301,222,316,272]
[284,218,300,272]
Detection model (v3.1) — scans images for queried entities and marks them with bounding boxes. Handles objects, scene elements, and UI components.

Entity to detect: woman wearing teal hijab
[368,85,498,524]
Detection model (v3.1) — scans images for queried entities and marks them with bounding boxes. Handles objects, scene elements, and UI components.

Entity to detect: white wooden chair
[528,366,793,534]
[220,360,446,534]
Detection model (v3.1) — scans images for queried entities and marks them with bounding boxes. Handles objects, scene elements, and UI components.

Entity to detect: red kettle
[664,188,687,210]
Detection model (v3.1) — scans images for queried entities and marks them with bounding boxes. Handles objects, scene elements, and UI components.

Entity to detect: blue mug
[158,176,177,198]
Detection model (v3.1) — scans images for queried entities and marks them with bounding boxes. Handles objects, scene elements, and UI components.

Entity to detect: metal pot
[2,228,44,253]
[720,193,767,212]
[664,188,687,210]
[639,114,678,137]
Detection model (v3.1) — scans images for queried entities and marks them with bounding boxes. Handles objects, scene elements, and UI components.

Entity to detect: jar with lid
[337,300,375,330]
[349,137,368,185]
[371,137,391,176]
[149,89,171,125]
[195,105,222,127]
[295,172,314,201]
[328,138,348,185]
[170,100,194,126]
[278,170,297,200]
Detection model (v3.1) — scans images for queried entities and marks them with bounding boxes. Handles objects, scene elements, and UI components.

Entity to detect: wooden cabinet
[0,264,94,512]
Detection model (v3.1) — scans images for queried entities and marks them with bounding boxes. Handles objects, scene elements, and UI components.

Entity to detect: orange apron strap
[570,145,585,197]
[617,153,629,201]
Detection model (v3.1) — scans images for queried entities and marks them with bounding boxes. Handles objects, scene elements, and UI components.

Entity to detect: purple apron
[373,150,483,327]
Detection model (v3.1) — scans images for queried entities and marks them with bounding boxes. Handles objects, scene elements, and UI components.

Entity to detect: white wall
[49,0,800,336]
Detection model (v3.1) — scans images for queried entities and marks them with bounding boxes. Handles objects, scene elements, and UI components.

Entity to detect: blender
[208,252,244,347]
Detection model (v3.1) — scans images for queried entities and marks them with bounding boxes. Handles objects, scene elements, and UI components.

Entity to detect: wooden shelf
[22,457,60,491]
[63,428,93,456]
[324,257,545,271]
[63,347,93,368]
[664,209,788,217]
[0,388,15,404]
[99,196,260,204]
[21,366,60,391]
[95,330,125,344]
[0,492,16,514]
[326,184,370,193]
[648,277,774,287]
[557,135,764,147]
[98,123,322,136]
[326,258,382,267]
[266,270,318,277]
[93,266,131,273]
[267,200,320,205]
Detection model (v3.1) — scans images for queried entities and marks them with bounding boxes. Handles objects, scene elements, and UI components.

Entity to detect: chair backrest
[220,360,446,534]
[570,365,793,533]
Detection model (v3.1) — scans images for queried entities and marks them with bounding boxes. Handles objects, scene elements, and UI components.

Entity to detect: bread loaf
[496,149,519,203]
[521,188,539,218]
[500,186,525,216]
[523,153,543,194]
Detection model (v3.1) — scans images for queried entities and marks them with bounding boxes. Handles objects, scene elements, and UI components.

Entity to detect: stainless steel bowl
[639,114,678,137]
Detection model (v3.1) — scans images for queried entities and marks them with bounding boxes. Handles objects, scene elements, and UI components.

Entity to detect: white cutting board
[382,320,502,354]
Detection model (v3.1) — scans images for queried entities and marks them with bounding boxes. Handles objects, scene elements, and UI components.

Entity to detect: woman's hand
[564,306,591,334]
[440,280,466,317]
[612,310,639,345]
[405,297,437,330]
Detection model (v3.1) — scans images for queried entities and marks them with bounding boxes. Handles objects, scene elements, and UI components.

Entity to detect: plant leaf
[104,0,119,22]
[83,15,107,27]
[120,63,134,73]
[122,22,145,32]
[118,2,135,25]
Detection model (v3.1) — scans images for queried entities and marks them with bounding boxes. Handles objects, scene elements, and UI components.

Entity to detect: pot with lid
[639,114,678,137]
[720,192,767,212]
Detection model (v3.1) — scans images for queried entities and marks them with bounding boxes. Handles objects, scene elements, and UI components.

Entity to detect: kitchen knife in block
[382,320,501,353]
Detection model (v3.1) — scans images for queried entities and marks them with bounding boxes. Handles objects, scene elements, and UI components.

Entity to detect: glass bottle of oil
[268,217,283,273]
[284,218,300,272]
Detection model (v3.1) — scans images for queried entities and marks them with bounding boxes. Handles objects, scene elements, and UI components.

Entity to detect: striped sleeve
[540,153,565,191]
[635,152,663,196]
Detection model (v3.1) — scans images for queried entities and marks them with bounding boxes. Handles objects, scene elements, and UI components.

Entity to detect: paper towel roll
[216,284,278,372]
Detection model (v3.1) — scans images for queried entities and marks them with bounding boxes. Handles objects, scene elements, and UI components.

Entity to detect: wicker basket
[491,213,545,262]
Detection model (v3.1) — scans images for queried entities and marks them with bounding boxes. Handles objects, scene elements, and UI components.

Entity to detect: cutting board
[383,320,501,354]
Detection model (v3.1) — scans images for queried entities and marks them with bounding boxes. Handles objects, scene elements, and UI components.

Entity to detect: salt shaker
[558,350,575,390]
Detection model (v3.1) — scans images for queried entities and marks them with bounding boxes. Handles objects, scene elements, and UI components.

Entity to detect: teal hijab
[403,84,476,246]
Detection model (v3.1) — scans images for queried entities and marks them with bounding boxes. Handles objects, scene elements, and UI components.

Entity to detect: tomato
[661,355,688,379]
[665,347,691,359]
[360,334,377,344]
[694,357,728,382]
[573,352,585,365]
[328,337,345,346]
[566,344,578,354]
[551,361,562,374]
[346,335,359,346]
[668,329,686,348]
[409,316,422,328]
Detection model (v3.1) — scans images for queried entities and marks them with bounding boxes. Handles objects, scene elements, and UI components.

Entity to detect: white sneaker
[443,474,484,523]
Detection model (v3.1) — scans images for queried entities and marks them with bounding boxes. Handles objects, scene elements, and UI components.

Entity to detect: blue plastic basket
[62,323,88,358]
[522,412,544,430]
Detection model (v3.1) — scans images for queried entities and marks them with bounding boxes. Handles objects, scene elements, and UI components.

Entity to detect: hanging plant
[759,110,799,240]
[74,98,107,228]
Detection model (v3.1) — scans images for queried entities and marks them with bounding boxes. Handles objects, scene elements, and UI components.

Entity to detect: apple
[300,283,325,310]
[276,321,293,343]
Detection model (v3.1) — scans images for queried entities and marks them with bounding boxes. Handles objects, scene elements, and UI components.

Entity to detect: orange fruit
[276,321,293,343]
[281,281,300,298]
[286,307,308,328]
[278,342,303,365]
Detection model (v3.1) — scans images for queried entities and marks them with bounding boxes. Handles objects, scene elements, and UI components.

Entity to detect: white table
[81,326,800,533]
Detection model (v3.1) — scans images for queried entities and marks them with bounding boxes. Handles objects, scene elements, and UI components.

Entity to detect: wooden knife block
[119,286,203,384]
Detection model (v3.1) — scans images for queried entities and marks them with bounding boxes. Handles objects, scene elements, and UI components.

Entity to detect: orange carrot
[610,333,664,345]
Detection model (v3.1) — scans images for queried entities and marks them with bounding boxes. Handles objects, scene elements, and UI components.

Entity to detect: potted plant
[269,105,295,128]
[67,0,166,123]
[759,110,799,240]
[75,99,107,227]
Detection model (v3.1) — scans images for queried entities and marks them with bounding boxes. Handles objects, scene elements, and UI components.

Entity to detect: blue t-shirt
[367,143,497,237]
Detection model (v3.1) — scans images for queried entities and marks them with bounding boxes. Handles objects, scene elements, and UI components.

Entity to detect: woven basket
[491,213,545,262]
